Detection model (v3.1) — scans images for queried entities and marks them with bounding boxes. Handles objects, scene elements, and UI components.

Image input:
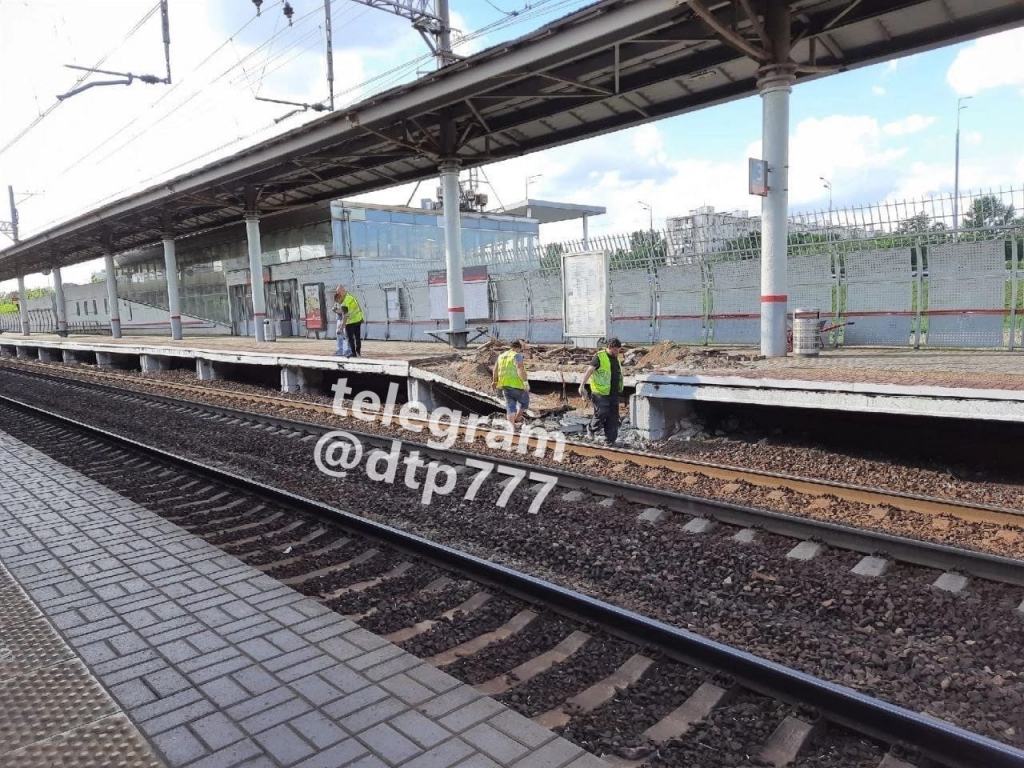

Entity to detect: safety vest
[589,350,622,395]
[341,293,364,324]
[496,349,525,389]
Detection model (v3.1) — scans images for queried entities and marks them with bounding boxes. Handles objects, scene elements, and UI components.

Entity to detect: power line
[0,2,161,159]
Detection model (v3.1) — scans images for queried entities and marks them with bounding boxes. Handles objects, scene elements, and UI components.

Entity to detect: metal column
[52,267,68,336]
[245,213,267,342]
[162,237,183,340]
[440,159,467,348]
[104,251,122,338]
[583,214,590,248]
[16,275,29,335]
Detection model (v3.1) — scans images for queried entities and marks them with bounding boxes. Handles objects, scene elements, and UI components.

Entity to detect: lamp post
[819,176,832,237]
[638,201,653,233]
[953,96,972,238]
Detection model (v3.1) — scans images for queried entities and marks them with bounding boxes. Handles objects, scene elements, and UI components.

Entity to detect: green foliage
[609,230,667,271]
[962,194,1021,229]
[90,271,105,283]
[0,302,15,313]
[25,287,54,299]
[539,242,566,273]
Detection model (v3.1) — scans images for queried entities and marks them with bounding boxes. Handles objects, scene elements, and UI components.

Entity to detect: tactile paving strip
[0,615,76,682]
[0,660,119,755]
[0,586,42,630]
[2,714,166,768]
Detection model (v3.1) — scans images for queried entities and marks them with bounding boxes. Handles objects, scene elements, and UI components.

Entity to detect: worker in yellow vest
[332,285,364,358]
[579,337,624,447]
[492,339,530,426]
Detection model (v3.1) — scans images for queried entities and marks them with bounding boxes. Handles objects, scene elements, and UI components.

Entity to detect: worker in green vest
[579,337,624,447]
[333,285,364,358]
[492,339,530,426]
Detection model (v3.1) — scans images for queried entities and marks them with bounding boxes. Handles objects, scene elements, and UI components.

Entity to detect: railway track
[1,395,1021,768]
[2,356,1020,528]
[2,363,1023,587]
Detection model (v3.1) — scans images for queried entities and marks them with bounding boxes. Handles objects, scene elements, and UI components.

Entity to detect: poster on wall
[428,266,489,320]
[562,250,609,339]
[303,283,326,331]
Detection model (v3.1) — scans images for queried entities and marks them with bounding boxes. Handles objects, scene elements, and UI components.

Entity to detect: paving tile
[462,723,531,765]
[190,712,246,751]
[391,709,452,748]
[292,739,369,768]
[254,723,316,765]
[291,710,348,749]
[356,722,422,764]
[152,725,210,766]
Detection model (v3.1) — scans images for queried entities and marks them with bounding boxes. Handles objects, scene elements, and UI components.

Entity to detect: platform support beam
[196,358,225,381]
[96,352,114,369]
[440,158,467,349]
[52,267,68,336]
[62,349,80,364]
[245,213,267,343]
[141,354,168,373]
[162,237,183,340]
[104,251,122,339]
[758,0,795,359]
[407,377,437,412]
[16,275,30,336]
[629,393,694,441]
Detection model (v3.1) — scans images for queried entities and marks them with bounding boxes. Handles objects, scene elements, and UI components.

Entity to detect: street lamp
[638,201,653,232]
[820,176,832,237]
[953,96,972,237]
[525,174,543,202]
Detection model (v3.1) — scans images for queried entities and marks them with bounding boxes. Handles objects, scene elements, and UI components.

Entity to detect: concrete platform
[0,431,608,768]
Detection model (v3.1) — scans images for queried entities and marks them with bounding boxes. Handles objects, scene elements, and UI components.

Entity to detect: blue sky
[1,0,1022,287]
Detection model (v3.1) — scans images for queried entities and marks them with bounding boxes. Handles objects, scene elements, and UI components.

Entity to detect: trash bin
[263,318,276,342]
[792,308,820,357]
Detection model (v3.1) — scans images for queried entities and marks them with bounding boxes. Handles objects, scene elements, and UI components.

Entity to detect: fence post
[913,240,924,350]
[524,274,533,343]
[1010,237,1019,352]
[700,256,711,346]
[651,258,660,343]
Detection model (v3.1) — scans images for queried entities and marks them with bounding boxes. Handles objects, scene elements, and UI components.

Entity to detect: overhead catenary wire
[29,0,589,231]
[0,1,161,159]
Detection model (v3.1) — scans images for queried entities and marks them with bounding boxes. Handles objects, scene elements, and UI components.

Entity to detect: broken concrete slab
[733,528,761,544]
[597,497,617,508]
[561,490,586,502]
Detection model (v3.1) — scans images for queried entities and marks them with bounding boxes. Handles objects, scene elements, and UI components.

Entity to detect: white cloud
[947,28,1024,96]
[885,59,900,73]
[964,129,983,146]
[871,85,886,96]
[882,114,936,136]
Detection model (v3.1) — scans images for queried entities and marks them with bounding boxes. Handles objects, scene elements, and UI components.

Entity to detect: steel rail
[6,365,1024,587]
[1,393,1022,768]
[3,357,1020,524]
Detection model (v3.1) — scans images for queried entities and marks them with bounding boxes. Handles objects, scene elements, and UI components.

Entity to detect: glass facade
[332,205,539,268]
[113,203,539,325]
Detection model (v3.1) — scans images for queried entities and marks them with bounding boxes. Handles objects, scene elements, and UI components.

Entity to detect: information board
[428,266,489,320]
[749,157,768,196]
[562,250,609,339]
[302,283,326,331]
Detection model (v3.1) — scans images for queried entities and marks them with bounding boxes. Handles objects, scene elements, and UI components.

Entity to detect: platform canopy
[497,199,606,225]
[2,0,1023,281]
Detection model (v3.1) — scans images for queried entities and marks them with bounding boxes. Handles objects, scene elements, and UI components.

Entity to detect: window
[104,298,109,313]
[92,300,98,314]
[76,302,81,316]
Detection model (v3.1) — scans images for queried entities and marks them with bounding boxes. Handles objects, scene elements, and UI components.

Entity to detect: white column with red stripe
[52,267,68,335]
[162,236,183,340]
[103,251,122,339]
[245,212,267,343]
[440,159,467,348]
[16,275,29,336]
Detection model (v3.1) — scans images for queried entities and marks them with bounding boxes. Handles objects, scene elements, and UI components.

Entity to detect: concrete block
[140,354,168,373]
[62,350,80,364]
[281,367,300,394]
[196,359,224,381]
[597,497,616,508]
[15,346,32,359]
[1016,599,1024,615]
[407,377,436,411]
[38,348,60,362]
[637,507,669,524]
[561,491,586,502]
[851,556,891,578]
[297,368,323,394]
[630,394,694,442]
[932,572,969,594]
[733,528,761,544]
[96,352,113,369]
[786,541,825,561]
[682,517,716,534]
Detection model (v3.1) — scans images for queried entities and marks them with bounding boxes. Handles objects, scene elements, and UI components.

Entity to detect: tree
[25,287,54,299]
[896,211,946,235]
[90,271,105,283]
[610,230,667,270]
[539,242,566,274]
[962,195,1020,230]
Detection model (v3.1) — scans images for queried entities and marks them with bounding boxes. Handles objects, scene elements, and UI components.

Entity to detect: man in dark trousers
[579,337,624,447]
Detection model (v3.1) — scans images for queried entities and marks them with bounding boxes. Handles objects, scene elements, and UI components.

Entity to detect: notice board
[428,266,489,320]
[562,250,609,338]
